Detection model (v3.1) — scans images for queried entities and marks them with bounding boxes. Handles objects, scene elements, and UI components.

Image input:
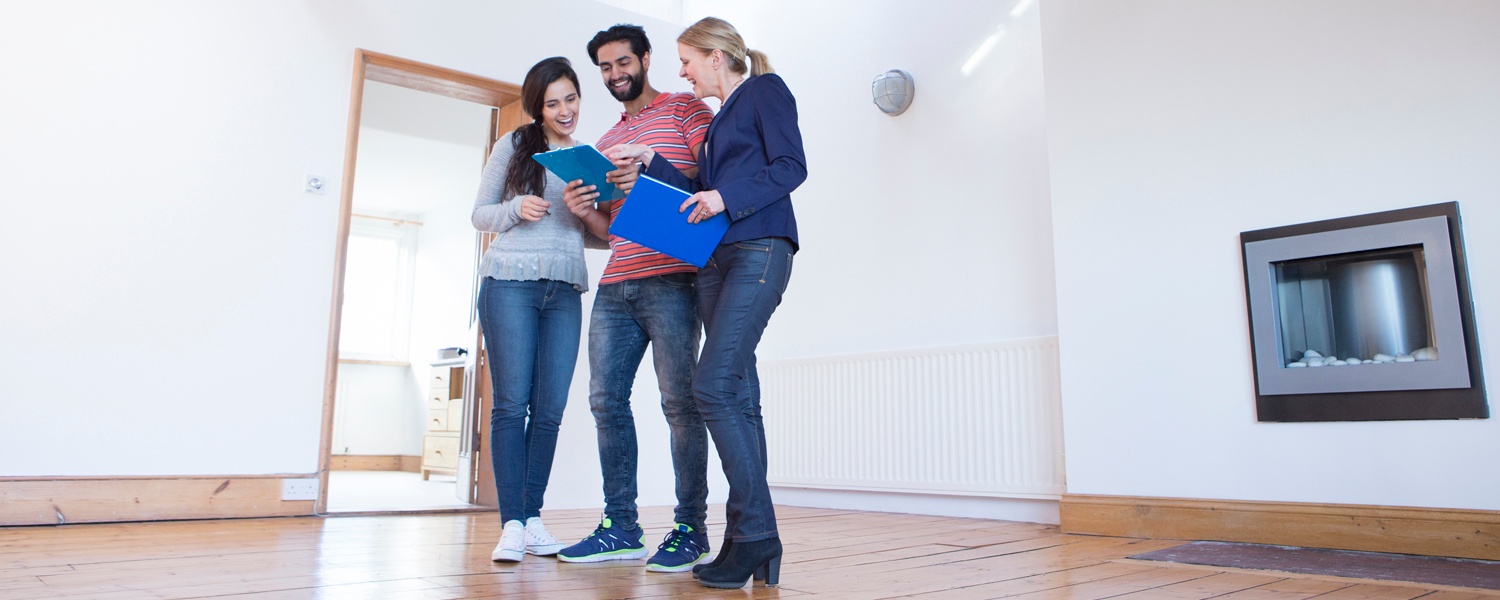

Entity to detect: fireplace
[1240,202,1486,422]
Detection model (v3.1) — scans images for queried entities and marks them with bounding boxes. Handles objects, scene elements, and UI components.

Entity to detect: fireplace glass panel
[1272,245,1435,368]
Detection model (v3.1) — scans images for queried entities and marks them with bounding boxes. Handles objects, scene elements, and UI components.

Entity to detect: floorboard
[1,506,1497,598]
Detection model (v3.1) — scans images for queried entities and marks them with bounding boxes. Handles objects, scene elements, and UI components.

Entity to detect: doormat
[1128,542,1500,591]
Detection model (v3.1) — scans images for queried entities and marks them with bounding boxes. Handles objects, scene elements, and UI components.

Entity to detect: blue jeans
[477,278,582,524]
[696,237,794,542]
[588,272,707,531]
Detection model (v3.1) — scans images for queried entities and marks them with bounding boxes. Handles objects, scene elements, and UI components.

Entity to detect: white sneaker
[492,520,525,562]
[525,517,567,556]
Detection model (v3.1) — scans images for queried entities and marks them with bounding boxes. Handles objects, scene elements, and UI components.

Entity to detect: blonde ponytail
[679,17,774,76]
[746,48,774,76]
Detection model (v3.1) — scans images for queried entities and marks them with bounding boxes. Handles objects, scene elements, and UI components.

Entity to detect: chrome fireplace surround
[1240,202,1487,422]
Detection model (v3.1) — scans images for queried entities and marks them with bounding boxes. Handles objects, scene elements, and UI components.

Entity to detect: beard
[608,73,646,102]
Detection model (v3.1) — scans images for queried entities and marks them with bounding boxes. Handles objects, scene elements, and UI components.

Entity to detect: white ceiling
[352,81,493,216]
[594,0,684,24]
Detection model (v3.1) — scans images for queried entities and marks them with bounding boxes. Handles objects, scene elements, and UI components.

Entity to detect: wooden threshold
[325,506,491,518]
[1061,493,1500,561]
[0,476,316,526]
[335,358,410,367]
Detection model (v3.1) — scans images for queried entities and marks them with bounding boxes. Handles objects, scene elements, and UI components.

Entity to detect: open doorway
[318,50,523,514]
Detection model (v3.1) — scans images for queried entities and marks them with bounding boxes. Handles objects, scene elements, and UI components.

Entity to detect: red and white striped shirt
[596,92,714,286]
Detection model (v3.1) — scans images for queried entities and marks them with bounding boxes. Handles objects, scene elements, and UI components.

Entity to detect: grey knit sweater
[472,131,606,292]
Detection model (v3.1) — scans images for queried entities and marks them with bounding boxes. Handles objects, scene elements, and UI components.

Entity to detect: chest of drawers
[421,364,465,480]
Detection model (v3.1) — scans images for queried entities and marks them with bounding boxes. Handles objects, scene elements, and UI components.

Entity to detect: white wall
[0,0,690,484]
[682,0,1059,360]
[1043,0,1500,510]
[332,363,421,455]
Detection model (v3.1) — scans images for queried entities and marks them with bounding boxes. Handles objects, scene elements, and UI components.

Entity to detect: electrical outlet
[281,478,319,501]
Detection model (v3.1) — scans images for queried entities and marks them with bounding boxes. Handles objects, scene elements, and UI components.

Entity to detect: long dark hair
[503,57,580,199]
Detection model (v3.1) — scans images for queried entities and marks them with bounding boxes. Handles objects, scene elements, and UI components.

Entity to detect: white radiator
[761,337,1065,498]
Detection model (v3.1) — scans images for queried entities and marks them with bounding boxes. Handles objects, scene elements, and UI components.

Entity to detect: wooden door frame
[317,49,521,514]
[457,104,525,509]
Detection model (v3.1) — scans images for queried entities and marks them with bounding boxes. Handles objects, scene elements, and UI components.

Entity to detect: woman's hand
[518,195,550,221]
[606,144,655,169]
[563,180,600,217]
[605,164,639,194]
[679,190,726,224]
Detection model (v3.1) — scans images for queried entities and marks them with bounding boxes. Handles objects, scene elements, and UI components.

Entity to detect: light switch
[305,175,327,195]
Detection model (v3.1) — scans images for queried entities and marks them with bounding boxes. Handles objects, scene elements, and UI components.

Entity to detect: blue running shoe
[646,523,710,573]
[556,517,647,563]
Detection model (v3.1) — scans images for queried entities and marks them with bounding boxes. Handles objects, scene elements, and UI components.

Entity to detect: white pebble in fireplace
[1286,347,1436,368]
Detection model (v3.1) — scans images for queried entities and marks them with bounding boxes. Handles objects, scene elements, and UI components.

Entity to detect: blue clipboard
[531,145,626,202]
[609,175,729,268]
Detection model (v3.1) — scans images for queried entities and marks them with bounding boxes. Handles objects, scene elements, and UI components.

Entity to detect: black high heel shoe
[697,537,781,589]
[693,539,765,581]
[691,538,731,578]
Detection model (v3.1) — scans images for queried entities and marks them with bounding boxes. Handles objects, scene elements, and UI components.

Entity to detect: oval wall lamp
[872,69,915,116]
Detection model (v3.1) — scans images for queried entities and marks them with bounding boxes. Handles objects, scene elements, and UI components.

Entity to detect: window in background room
[339,218,418,362]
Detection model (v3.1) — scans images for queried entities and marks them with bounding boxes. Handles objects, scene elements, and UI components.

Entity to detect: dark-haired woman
[472,56,609,563]
[608,17,805,589]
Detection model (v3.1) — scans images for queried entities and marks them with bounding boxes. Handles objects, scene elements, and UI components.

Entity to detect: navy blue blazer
[644,73,807,251]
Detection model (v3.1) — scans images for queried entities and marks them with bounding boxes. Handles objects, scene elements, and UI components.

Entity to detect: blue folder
[531,145,626,202]
[609,174,729,268]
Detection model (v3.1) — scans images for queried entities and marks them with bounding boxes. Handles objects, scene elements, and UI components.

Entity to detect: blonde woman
[609,16,806,589]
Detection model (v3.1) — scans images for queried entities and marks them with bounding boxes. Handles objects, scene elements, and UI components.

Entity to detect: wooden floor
[3,505,1498,599]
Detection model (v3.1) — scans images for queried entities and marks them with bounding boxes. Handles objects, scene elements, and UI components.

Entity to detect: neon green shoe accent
[645,523,709,572]
[555,517,649,563]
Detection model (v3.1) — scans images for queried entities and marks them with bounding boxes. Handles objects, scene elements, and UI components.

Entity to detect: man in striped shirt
[556,24,716,573]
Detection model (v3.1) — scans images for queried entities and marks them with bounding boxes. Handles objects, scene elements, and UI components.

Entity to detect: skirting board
[330,455,422,472]
[0,477,317,526]
[772,486,1060,525]
[1060,494,1500,561]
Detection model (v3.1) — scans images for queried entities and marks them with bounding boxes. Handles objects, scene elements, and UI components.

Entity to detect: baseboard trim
[330,455,422,472]
[772,486,1060,525]
[1060,494,1500,561]
[0,476,317,526]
